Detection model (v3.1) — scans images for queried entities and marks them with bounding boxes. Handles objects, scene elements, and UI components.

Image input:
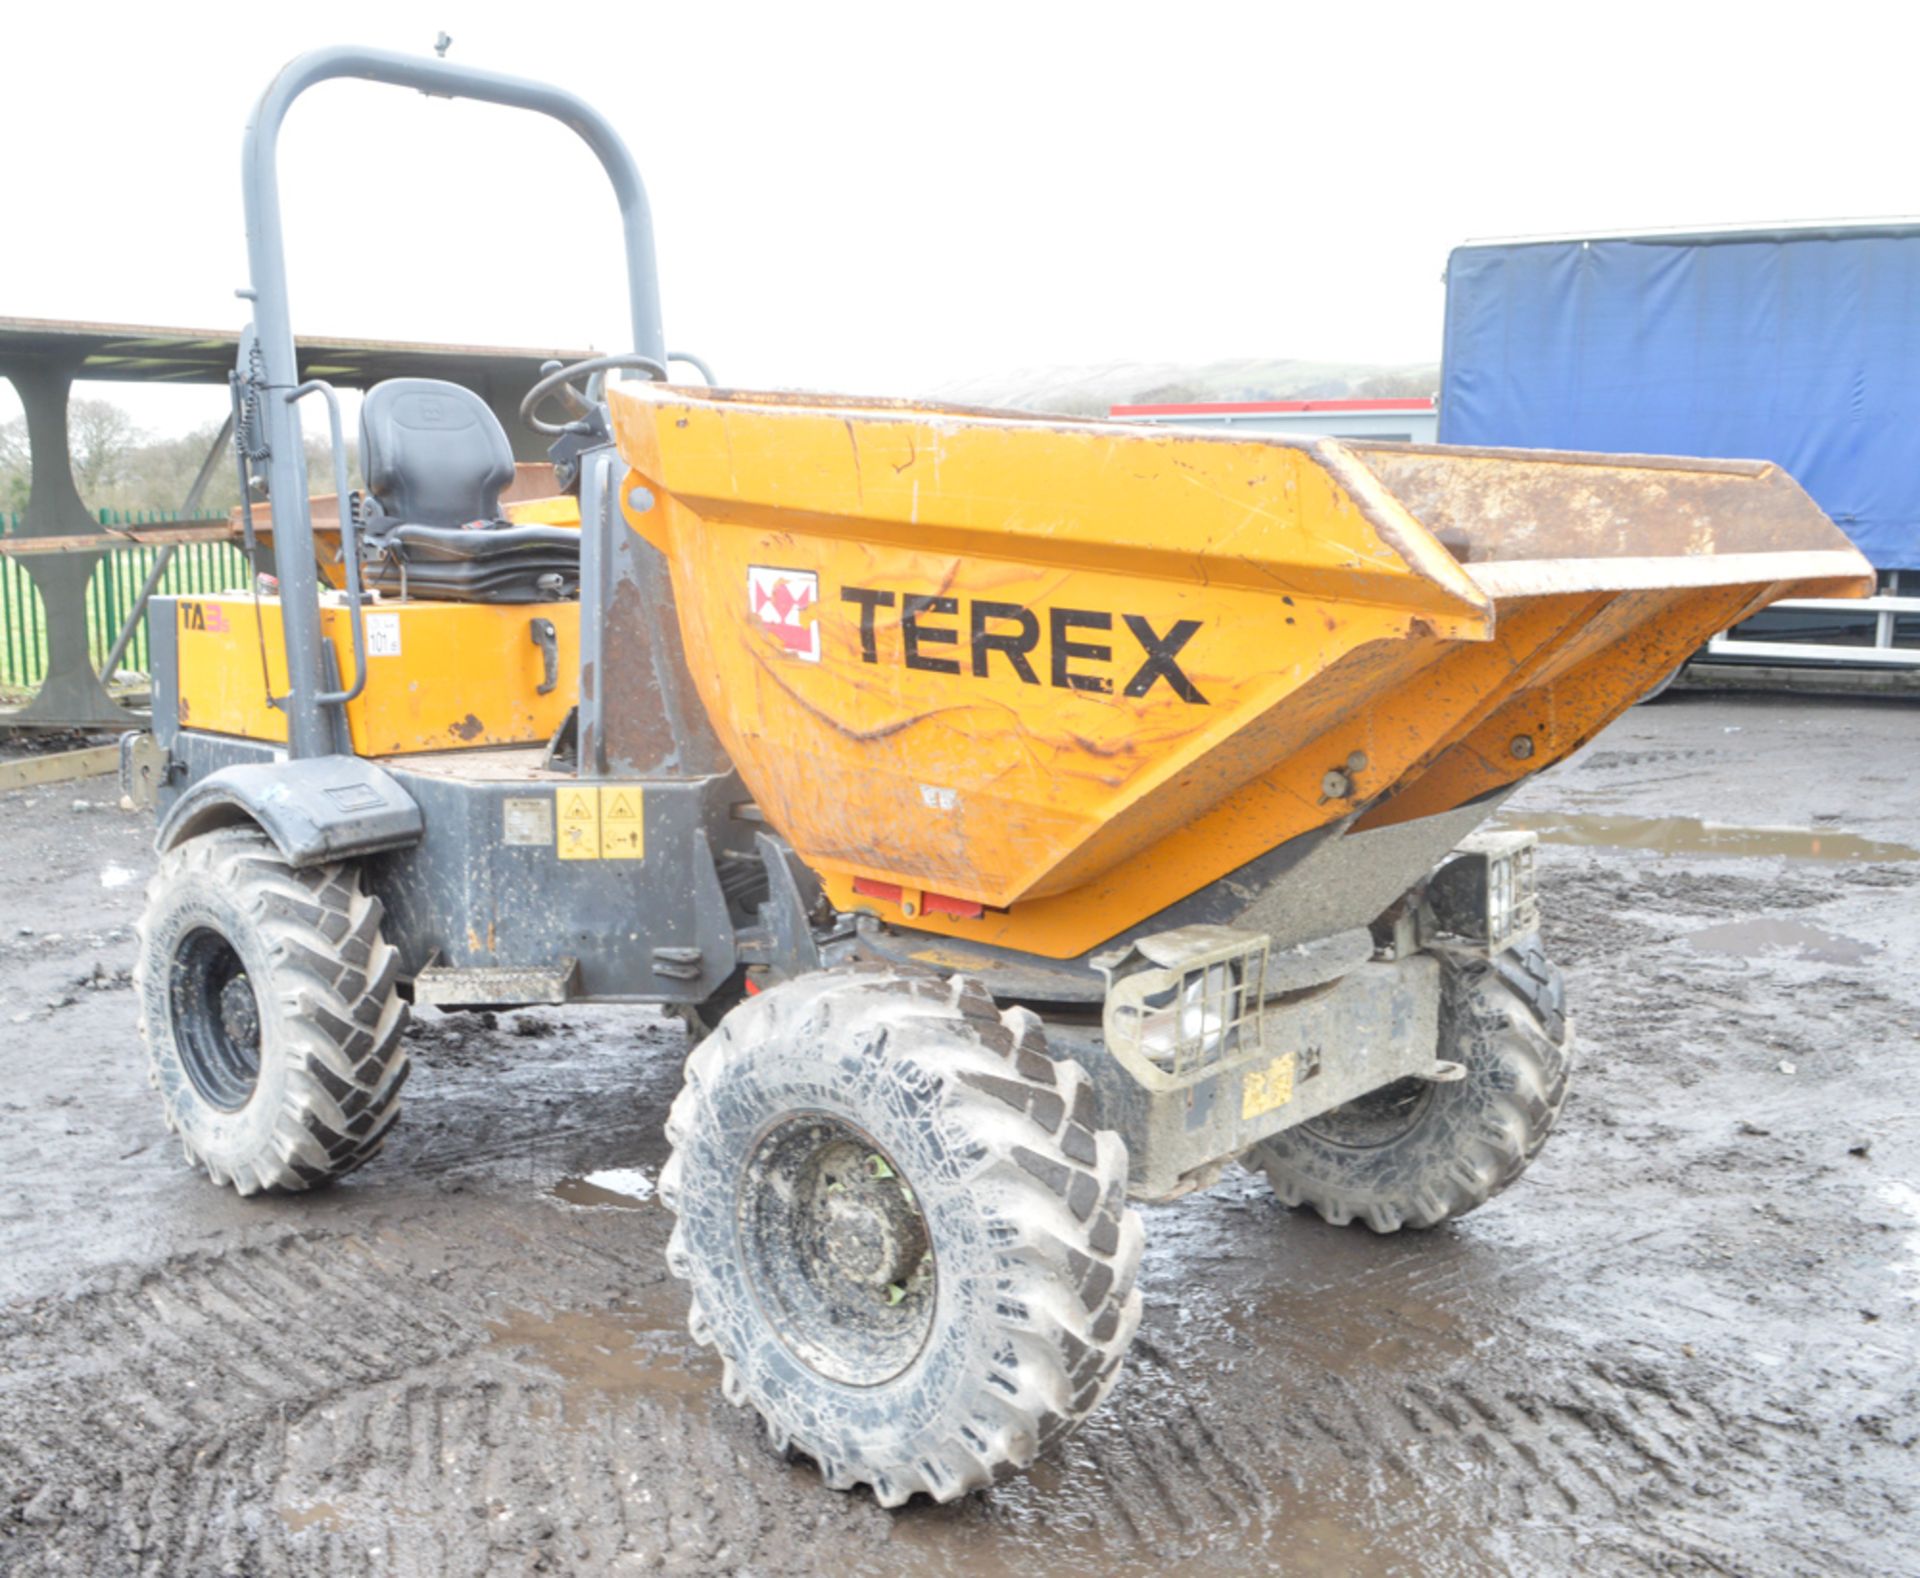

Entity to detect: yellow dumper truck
[124,46,1872,1506]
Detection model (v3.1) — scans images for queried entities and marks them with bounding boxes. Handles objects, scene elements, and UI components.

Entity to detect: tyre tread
[133,828,409,1195]
[663,966,1142,1506]
[1252,936,1573,1234]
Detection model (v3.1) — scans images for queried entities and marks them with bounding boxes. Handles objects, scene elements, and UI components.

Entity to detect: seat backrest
[359,378,515,528]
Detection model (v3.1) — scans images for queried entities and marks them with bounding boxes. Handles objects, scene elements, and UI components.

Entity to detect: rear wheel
[1638,663,1685,703]
[661,967,1144,1506]
[1249,938,1572,1232]
[133,827,409,1194]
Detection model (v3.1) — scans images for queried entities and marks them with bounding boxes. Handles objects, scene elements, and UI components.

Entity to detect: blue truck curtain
[1440,232,1920,569]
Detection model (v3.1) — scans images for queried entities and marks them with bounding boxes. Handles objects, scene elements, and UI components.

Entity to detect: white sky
[5,0,1919,437]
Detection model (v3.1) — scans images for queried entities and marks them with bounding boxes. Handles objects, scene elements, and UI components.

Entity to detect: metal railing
[0,510,252,693]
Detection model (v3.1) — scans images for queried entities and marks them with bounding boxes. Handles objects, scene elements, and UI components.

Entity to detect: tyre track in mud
[3,1093,1910,1576]
[886,1170,1830,1575]
[1013,1222,1869,1576]
[0,1230,475,1574]
[0,1209,905,1577]
[3,1258,1841,1578]
[13,979,1911,1575]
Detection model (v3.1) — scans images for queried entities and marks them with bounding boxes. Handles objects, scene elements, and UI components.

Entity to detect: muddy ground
[0,692,1915,1576]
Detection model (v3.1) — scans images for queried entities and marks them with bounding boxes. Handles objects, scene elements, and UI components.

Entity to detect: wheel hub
[738,1118,937,1386]
[217,976,261,1050]
[169,926,264,1112]
[820,1160,931,1289]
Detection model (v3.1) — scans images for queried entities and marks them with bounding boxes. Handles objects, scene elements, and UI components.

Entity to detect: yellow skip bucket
[610,384,1871,958]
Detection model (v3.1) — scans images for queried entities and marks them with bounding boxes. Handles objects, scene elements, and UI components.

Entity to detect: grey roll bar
[239,45,666,759]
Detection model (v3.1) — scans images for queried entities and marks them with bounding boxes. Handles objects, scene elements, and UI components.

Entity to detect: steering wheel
[520,352,668,435]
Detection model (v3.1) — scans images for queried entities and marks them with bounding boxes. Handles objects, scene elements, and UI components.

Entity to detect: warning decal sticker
[1241,1053,1297,1121]
[600,787,645,860]
[552,786,645,860]
[556,787,600,861]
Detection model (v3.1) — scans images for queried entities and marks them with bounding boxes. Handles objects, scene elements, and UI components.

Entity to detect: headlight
[1136,962,1237,1069]
[1426,831,1540,952]
[1095,928,1269,1075]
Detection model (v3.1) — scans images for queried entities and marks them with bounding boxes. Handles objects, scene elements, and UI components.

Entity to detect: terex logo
[841,587,1208,705]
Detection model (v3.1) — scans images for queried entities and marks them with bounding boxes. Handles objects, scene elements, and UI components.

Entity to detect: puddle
[549,1166,655,1209]
[1687,917,1881,966]
[1229,1267,1479,1380]
[1881,1182,1920,1300]
[487,1297,715,1419]
[98,864,139,890]
[278,1500,345,1534]
[1520,813,1920,863]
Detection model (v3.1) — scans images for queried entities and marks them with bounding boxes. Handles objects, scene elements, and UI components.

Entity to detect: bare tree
[68,399,145,500]
[0,417,27,512]
[0,398,359,519]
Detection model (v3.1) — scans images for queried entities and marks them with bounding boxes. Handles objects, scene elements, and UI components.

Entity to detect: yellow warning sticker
[555,787,601,861]
[600,785,645,860]
[553,785,644,860]
[1241,1053,1297,1121]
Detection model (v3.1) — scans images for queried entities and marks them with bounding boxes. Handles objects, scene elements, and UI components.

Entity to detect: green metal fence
[0,520,46,696]
[1,510,253,693]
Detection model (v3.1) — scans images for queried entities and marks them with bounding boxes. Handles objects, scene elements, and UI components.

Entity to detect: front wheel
[133,827,410,1194]
[660,967,1144,1506]
[1248,937,1572,1233]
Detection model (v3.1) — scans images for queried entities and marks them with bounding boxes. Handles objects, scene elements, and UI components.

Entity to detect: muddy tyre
[133,827,409,1195]
[660,967,1144,1506]
[1250,937,1572,1233]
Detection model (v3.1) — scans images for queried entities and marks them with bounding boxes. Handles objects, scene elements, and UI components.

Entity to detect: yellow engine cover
[171,595,578,756]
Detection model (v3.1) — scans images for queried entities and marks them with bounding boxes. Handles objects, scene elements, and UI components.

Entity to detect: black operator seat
[357,378,579,603]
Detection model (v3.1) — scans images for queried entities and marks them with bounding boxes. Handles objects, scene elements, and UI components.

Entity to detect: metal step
[411,957,581,1009]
